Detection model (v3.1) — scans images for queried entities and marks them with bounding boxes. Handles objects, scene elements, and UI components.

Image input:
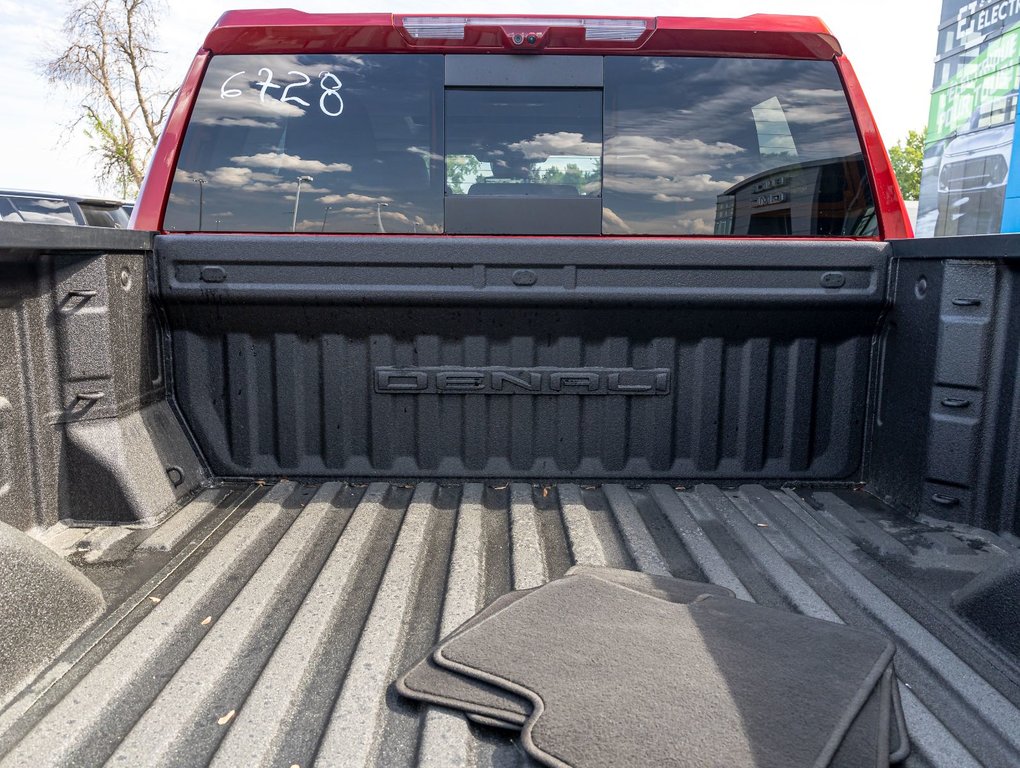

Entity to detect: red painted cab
[134,12,910,239]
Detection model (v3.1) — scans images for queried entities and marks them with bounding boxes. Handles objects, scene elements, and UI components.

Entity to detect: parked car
[0,189,132,228]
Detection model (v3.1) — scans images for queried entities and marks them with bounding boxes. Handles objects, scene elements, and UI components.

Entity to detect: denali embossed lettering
[374,367,671,395]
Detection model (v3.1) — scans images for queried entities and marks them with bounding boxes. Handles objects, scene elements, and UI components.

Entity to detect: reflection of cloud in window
[508,132,600,159]
[32,199,71,210]
[174,167,328,194]
[317,208,440,232]
[206,167,255,187]
[605,136,743,177]
[18,212,74,223]
[603,170,733,200]
[676,215,714,235]
[194,88,305,119]
[780,105,847,126]
[789,88,845,101]
[230,152,352,174]
[317,193,393,205]
[196,117,280,129]
[407,146,444,163]
[752,97,798,157]
[604,206,716,236]
[602,207,633,234]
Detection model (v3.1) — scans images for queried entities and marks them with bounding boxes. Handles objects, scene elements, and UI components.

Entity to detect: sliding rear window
[165,54,876,236]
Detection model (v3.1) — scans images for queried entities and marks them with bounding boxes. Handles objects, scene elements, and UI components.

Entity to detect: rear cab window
[164,54,876,236]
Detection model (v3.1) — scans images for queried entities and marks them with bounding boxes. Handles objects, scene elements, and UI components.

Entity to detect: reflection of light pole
[196,177,206,231]
[321,206,333,232]
[292,175,313,232]
[376,201,389,233]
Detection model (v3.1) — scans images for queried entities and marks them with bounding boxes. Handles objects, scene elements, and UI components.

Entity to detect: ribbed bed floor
[2,481,1020,768]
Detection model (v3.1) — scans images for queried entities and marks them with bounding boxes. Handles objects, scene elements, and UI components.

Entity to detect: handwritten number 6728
[219,69,342,117]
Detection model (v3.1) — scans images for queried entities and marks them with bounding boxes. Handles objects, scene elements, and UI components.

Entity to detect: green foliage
[446,156,601,194]
[888,129,926,201]
[446,154,482,193]
[82,108,136,199]
[538,163,600,190]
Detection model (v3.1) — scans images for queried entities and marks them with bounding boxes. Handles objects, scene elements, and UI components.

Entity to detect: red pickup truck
[2,11,1019,768]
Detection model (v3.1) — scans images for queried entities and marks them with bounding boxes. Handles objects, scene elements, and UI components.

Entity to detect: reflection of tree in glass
[446,155,481,194]
[538,163,600,191]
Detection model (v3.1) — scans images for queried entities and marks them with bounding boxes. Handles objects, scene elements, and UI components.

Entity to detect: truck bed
[2,481,1019,768]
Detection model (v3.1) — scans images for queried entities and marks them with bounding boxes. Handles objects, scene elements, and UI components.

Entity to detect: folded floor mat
[435,575,896,768]
[396,567,734,725]
[460,619,909,764]
[890,680,909,763]
[828,665,893,768]
[464,671,908,765]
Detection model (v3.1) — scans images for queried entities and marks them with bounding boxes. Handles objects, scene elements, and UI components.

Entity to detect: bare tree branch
[45,0,178,197]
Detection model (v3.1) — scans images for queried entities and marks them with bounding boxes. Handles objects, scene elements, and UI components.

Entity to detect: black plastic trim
[444,54,603,86]
[0,222,153,254]
[157,235,888,307]
[444,196,602,235]
[890,234,1020,261]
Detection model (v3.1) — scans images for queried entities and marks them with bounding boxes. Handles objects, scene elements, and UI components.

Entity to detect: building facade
[917,0,1020,236]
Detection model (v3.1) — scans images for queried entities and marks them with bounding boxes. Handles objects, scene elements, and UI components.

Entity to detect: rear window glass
[166,54,876,237]
[2,196,77,225]
[164,55,444,233]
[603,58,876,236]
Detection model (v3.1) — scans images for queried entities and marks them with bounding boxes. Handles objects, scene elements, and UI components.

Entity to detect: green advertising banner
[917,18,1020,236]
[927,24,1020,142]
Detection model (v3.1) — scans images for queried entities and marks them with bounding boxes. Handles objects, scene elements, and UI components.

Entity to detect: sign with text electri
[956,1,1020,39]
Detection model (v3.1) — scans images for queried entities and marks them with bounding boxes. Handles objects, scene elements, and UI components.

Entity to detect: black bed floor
[2,481,1019,768]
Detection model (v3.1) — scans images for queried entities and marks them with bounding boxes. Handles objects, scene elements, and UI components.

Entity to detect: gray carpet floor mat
[463,662,910,761]
[434,574,896,768]
[829,665,893,768]
[395,566,734,725]
[461,675,909,763]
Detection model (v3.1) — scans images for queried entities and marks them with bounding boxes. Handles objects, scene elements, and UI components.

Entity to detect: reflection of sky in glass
[165,54,444,233]
[602,58,871,235]
[165,54,873,237]
[3,196,77,224]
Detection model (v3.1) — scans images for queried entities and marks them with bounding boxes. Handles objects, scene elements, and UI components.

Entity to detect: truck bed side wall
[0,223,204,529]
[874,235,1020,534]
